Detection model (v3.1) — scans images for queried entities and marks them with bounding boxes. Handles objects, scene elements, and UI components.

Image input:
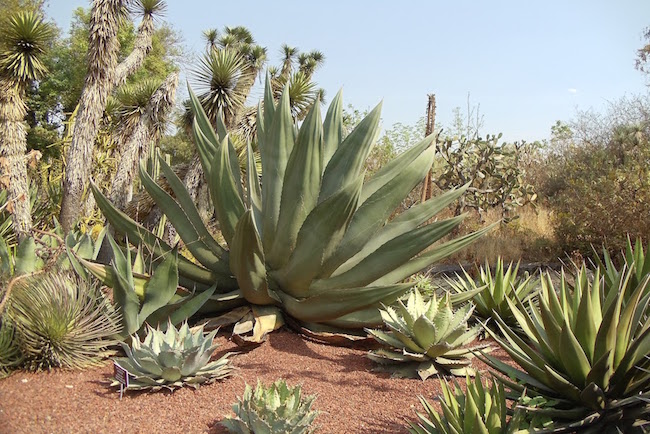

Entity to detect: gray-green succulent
[89,76,491,342]
[367,289,485,379]
[112,321,233,391]
[221,379,318,434]
[0,316,21,378]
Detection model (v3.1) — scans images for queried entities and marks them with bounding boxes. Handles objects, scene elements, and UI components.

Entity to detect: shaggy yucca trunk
[60,0,158,232]
[0,78,31,241]
[109,71,178,210]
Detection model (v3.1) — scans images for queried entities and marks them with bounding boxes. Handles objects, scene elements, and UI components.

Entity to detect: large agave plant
[6,272,121,370]
[481,266,650,433]
[221,379,318,434]
[112,321,233,391]
[446,258,539,328]
[90,77,491,341]
[366,289,485,379]
[407,373,530,434]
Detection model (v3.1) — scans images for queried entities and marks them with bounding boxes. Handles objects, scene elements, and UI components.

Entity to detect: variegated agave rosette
[367,289,487,380]
[88,75,492,343]
[112,321,233,391]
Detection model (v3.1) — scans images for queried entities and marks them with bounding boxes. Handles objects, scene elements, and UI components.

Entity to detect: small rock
[21,379,28,383]
[65,385,74,389]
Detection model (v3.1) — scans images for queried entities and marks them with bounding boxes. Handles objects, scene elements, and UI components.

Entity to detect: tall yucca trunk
[60,0,156,232]
[0,78,31,241]
[109,71,178,210]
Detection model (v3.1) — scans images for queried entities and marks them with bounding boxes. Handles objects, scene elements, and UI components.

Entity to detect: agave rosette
[408,373,532,434]
[367,289,485,379]
[113,321,233,391]
[481,266,650,432]
[89,76,492,342]
[447,258,539,328]
[221,379,318,434]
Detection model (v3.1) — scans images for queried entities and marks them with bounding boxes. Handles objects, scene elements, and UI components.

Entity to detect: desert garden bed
[0,330,510,433]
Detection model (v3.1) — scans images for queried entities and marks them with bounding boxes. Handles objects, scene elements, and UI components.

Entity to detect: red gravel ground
[0,329,511,434]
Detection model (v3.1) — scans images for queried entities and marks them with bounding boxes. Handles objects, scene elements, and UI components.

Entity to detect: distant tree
[636,26,650,79]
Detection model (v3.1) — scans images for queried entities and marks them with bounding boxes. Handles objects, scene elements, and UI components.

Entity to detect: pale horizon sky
[48,1,650,142]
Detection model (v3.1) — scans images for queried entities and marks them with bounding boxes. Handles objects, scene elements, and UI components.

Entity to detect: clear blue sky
[48,0,650,142]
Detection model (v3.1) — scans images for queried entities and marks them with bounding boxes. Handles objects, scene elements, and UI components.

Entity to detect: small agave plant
[221,379,318,434]
[112,321,233,391]
[366,289,485,380]
[408,373,531,434]
[446,258,539,328]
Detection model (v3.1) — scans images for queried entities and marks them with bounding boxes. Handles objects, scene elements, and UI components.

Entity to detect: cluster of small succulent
[221,379,319,434]
[113,321,234,391]
[4,271,121,370]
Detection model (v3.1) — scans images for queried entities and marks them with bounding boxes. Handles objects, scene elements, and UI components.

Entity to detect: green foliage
[481,266,650,432]
[77,234,217,338]
[221,380,319,434]
[112,321,233,391]
[538,97,650,255]
[433,134,537,220]
[446,258,539,328]
[407,373,530,434]
[5,272,121,371]
[90,78,491,342]
[367,289,484,379]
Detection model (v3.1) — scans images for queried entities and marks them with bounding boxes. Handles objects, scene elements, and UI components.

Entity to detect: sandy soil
[0,329,510,434]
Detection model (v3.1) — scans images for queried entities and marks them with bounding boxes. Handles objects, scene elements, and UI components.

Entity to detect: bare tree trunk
[60,0,157,232]
[109,72,178,210]
[0,79,31,241]
[421,94,436,203]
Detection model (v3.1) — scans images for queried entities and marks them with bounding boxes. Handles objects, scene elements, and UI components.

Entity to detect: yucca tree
[60,0,166,233]
[108,71,179,210]
[0,11,53,242]
[89,77,492,342]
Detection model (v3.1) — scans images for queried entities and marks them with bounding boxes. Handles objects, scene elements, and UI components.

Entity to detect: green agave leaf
[15,236,38,275]
[91,182,226,287]
[138,162,229,274]
[267,99,323,269]
[319,102,381,203]
[322,89,343,171]
[138,249,180,322]
[156,156,227,258]
[312,216,465,291]
[276,283,412,323]
[0,236,11,276]
[245,141,263,230]
[558,317,591,387]
[319,144,435,278]
[210,135,246,247]
[274,177,363,297]
[372,222,497,286]
[360,132,437,203]
[261,86,294,253]
[333,185,468,277]
[230,210,276,305]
